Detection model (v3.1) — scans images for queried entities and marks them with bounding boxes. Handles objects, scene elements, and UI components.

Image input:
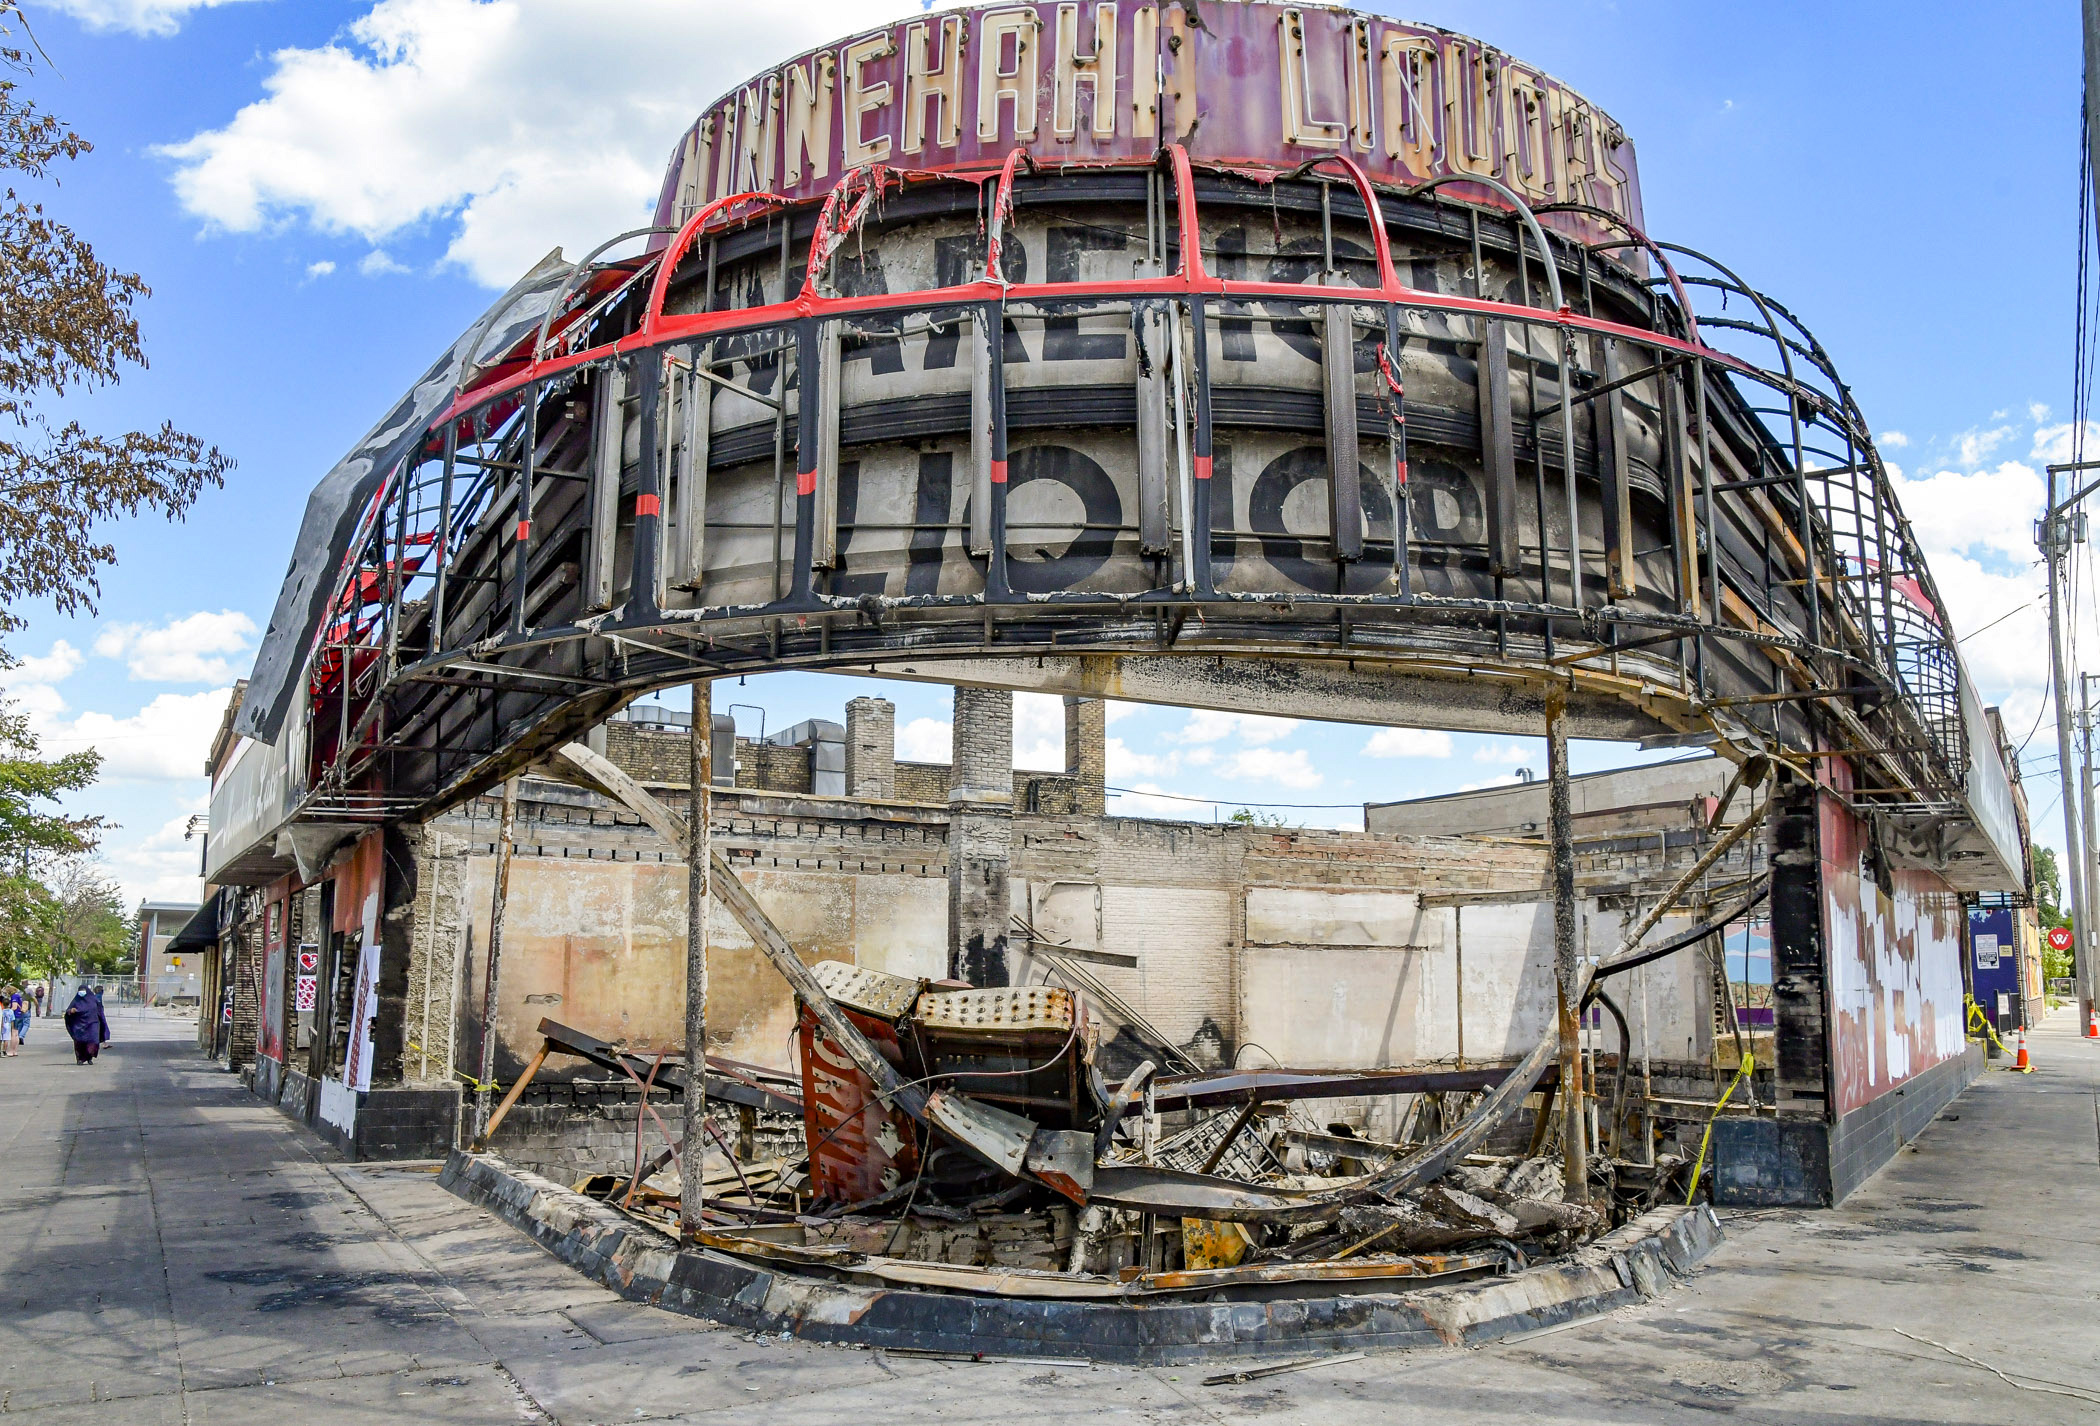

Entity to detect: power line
[1106,784,1365,811]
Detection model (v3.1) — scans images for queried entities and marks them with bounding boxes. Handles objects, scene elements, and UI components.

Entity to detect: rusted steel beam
[1545,684,1587,1203]
[682,678,711,1238]
[1143,1063,1553,1114]
[533,1018,802,1116]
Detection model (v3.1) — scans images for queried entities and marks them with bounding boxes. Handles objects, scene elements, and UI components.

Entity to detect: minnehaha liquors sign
[652,1,1644,239]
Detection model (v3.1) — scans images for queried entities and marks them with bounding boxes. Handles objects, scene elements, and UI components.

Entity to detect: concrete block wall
[399,820,472,1091]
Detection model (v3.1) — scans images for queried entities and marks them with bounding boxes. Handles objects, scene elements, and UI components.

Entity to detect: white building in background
[137,900,203,1005]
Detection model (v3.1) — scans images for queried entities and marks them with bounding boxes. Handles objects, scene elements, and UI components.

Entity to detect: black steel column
[628,349,664,620]
[790,320,819,605]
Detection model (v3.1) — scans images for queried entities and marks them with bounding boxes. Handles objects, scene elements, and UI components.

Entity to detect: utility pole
[2083,676,2100,1018]
[2043,466,2096,1031]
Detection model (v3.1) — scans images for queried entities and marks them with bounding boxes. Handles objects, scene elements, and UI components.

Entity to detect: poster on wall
[295,947,318,1013]
[340,939,380,1093]
[220,987,233,1024]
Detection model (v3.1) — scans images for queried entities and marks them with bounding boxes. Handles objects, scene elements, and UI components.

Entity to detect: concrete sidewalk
[2,1008,2095,1423]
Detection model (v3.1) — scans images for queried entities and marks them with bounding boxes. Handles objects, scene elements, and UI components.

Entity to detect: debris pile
[524,948,1693,1299]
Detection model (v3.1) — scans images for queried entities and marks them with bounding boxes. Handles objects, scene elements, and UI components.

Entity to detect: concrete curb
[441,1149,1721,1364]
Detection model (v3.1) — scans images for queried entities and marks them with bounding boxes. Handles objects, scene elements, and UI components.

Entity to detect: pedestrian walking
[31,983,43,1019]
[63,986,109,1065]
[14,989,28,1046]
[0,989,17,1056]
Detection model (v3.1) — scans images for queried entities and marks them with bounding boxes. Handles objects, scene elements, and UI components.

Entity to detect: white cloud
[159,0,920,287]
[895,717,951,764]
[1951,425,2013,468]
[1014,693,1064,772]
[1890,460,2041,570]
[1173,710,1302,745]
[1877,430,1909,449]
[93,609,256,683]
[358,249,409,276]
[35,688,233,782]
[1105,701,1138,724]
[2032,421,2100,466]
[303,259,336,279]
[1106,738,1178,781]
[1471,741,1532,764]
[40,0,266,38]
[1458,774,1526,793]
[1215,747,1322,789]
[1362,727,1452,759]
[8,640,83,687]
[104,810,209,906]
[2030,403,2053,424]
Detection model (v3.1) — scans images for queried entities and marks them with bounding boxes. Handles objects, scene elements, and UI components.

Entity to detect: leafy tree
[0,701,102,984]
[46,856,130,976]
[1228,807,1292,829]
[0,6,227,648]
[0,7,227,987]
[2034,845,2068,928]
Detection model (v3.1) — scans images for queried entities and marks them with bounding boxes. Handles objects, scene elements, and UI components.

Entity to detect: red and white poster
[295,947,319,1012]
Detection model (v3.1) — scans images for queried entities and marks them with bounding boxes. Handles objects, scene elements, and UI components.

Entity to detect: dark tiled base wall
[1828,1044,1981,1204]
[243,1052,461,1161]
[1713,1043,1982,1207]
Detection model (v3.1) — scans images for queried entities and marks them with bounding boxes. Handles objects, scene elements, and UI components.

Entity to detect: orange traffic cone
[2088,1008,2099,1040]
[2014,1029,2031,1072]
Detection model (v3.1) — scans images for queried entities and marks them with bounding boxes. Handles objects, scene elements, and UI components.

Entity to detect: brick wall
[1064,696,1107,815]
[228,893,261,1072]
[734,740,812,794]
[604,720,693,785]
[894,761,949,803]
[845,697,895,799]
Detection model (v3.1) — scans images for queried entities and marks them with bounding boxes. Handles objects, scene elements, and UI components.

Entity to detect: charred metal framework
[287,146,1960,831]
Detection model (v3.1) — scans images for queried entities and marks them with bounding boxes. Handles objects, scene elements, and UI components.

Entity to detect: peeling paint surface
[1821,797,1966,1118]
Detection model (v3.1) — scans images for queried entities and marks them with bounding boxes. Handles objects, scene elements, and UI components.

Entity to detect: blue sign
[1968,906,2020,1014]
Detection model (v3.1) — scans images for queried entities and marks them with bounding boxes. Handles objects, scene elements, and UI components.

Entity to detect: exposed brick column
[845,696,896,800]
[948,685,1014,986]
[1063,695,1107,815]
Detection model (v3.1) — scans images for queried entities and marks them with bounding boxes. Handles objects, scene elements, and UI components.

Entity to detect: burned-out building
[192,0,2032,1357]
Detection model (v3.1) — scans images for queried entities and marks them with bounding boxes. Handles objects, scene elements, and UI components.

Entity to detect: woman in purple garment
[63,986,109,1065]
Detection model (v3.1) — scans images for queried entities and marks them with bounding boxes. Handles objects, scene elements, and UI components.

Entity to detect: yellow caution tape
[1963,996,2032,1072]
[405,1040,501,1093]
[1685,1049,1754,1204]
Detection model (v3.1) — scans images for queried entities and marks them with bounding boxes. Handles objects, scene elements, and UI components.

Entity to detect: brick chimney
[1064,695,1106,815]
[844,696,896,800]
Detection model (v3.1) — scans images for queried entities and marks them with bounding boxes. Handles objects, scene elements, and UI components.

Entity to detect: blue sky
[6,0,2089,904]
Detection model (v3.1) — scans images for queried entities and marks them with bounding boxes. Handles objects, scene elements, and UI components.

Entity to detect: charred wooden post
[1545,684,1587,1201]
[682,680,711,1238]
[471,776,520,1147]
